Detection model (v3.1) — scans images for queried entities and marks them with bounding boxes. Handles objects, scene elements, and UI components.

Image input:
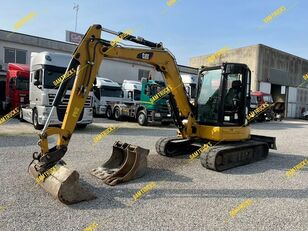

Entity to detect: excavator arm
[29,24,194,204]
[35,24,195,169]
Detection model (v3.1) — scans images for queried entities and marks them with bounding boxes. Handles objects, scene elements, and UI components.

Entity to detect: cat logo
[137,52,153,60]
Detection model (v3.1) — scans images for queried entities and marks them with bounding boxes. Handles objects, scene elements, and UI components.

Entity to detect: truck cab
[105,79,172,126]
[181,74,198,104]
[21,52,93,129]
[250,91,274,121]
[1,63,30,113]
[93,77,122,116]
[139,79,172,125]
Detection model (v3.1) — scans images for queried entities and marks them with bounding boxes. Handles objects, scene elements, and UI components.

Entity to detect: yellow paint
[14,12,38,30]
[84,222,99,231]
[286,159,308,178]
[167,0,177,7]
[207,47,230,64]
[229,199,254,218]
[131,182,157,203]
[150,86,171,103]
[53,68,77,87]
[197,125,250,141]
[303,73,308,80]
[246,103,271,121]
[72,107,80,118]
[0,107,20,125]
[35,166,60,184]
[189,142,213,160]
[93,126,118,144]
[110,29,134,47]
[263,6,286,24]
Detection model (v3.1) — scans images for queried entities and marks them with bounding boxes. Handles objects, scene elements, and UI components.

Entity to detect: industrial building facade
[0,29,195,85]
[190,44,308,118]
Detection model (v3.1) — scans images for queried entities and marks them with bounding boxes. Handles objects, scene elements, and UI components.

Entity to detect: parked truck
[181,73,198,104]
[93,77,123,116]
[20,51,93,130]
[0,63,30,114]
[106,79,172,126]
[250,91,274,122]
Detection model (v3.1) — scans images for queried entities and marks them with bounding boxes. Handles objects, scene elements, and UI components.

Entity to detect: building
[190,44,308,118]
[0,29,197,85]
[0,29,76,80]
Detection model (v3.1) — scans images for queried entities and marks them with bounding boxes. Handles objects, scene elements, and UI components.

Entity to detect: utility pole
[73,3,79,32]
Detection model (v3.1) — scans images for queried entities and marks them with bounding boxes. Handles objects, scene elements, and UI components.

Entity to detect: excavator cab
[196,63,250,126]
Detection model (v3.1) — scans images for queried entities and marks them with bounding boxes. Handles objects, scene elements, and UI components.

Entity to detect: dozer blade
[29,161,96,205]
[91,141,149,186]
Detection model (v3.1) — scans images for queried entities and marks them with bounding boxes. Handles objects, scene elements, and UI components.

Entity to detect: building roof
[0,29,76,53]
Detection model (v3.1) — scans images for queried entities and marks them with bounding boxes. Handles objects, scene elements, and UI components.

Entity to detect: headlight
[154,113,161,117]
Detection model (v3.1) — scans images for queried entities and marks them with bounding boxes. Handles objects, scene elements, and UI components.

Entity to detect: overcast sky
[1,0,307,65]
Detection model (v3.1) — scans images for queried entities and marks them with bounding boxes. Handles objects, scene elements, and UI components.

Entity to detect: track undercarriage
[156,135,276,171]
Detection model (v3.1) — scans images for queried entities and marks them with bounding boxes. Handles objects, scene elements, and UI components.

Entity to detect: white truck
[181,73,198,103]
[20,51,93,129]
[93,77,123,116]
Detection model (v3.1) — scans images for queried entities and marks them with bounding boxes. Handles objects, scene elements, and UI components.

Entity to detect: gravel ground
[0,118,307,231]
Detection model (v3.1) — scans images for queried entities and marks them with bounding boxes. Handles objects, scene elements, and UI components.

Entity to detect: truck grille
[157,104,170,113]
[57,107,83,122]
[48,94,92,107]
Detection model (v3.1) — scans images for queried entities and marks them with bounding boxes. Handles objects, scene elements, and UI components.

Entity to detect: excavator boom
[28,24,192,204]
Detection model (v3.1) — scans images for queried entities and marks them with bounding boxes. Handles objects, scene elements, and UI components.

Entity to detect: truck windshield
[43,66,75,89]
[197,69,222,123]
[148,82,166,96]
[16,77,29,91]
[100,86,122,97]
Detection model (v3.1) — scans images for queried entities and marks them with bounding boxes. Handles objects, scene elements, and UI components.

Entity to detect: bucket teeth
[29,161,96,205]
[91,141,149,186]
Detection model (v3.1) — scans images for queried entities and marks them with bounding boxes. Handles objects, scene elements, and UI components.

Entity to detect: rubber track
[200,140,269,171]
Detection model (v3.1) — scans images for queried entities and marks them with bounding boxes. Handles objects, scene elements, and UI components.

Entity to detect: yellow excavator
[28,24,276,204]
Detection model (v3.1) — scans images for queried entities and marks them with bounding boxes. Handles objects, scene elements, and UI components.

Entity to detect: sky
[1,0,307,65]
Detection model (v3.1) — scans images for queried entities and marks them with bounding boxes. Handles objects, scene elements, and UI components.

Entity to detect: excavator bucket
[91,141,149,186]
[28,161,96,205]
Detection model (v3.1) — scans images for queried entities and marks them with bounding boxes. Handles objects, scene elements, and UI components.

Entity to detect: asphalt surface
[0,118,307,231]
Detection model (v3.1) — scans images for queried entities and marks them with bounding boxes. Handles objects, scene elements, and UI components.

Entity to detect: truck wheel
[114,107,122,121]
[33,109,43,130]
[106,107,114,119]
[137,110,148,126]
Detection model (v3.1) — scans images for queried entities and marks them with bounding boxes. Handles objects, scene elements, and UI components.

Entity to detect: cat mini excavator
[28,24,276,204]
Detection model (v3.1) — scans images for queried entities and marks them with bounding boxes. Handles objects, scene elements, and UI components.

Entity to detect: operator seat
[224,80,242,122]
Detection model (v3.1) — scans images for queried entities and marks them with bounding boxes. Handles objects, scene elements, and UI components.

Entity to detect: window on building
[4,48,27,64]
[138,69,150,80]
